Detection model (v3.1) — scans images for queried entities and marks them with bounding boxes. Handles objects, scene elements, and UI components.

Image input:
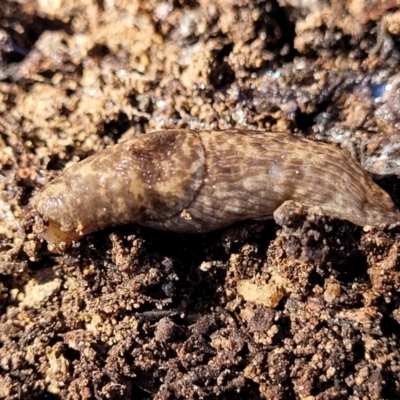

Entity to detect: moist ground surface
[1,0,400,399]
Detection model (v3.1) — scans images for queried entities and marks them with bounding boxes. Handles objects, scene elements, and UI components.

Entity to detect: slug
[30,129,400,242]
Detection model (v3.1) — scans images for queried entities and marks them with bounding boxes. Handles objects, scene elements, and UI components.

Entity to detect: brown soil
[1,0,400,399]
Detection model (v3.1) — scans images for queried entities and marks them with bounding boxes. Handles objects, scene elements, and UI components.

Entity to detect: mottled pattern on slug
[31,129,400,242]
[31,131,205,241]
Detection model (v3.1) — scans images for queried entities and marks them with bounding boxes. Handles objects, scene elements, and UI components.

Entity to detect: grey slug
[30,129,400,242]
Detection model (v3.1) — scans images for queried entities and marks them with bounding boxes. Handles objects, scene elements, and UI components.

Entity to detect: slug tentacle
[30,129,400,242]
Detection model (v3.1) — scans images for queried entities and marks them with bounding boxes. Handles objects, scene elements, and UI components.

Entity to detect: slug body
[31,129,400,242]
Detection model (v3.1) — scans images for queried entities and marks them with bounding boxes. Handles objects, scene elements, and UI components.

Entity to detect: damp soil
[1,0,400,399]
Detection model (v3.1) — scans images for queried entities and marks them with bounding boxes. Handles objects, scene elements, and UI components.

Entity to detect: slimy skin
[30,129,400,242]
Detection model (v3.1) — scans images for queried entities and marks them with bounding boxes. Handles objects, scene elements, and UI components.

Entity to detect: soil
[1,0,400,399]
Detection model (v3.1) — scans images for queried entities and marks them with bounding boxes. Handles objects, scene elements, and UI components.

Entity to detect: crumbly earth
[1,0,400,399]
